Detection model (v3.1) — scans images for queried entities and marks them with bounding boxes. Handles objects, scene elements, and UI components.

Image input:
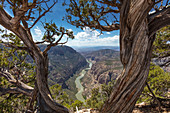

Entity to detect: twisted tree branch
[1,41,29,51]
[0,87,32,96]
[148,7,170,37]
[29,1,57,29]
[0,70,33,96]
[0,70,34,91]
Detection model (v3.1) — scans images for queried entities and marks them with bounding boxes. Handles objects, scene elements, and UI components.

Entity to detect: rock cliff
[39,45,88,88]
[81,49,122,97]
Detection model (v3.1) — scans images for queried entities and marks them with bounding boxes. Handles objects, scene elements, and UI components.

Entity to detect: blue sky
[1,0,120,47]
[0,0,168,47]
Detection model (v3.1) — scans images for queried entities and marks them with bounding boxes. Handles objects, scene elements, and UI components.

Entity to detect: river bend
[75,60,92,103]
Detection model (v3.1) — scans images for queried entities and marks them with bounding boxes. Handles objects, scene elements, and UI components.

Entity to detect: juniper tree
[0,1,74,112]
[0,34,35,112]
[65,0,170,112]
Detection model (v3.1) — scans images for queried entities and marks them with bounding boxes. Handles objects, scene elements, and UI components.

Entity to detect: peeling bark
[101,0,156,112]
[35,54,69,113]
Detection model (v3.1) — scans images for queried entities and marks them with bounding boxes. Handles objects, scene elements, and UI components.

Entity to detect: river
[75,60,92,103]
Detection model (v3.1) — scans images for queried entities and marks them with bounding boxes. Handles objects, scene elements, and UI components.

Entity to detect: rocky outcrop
[83,49,120,62]
[152,57,170,72]
[39,45,88,88]
[81,49,123,97]
[89,62,120,84]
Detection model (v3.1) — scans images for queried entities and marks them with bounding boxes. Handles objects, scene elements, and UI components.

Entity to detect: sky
[0,1,120,47]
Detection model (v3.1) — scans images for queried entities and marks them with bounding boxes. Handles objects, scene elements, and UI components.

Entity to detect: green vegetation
[49,84,84,111]
[0,93,30,113]
[71,100,84,111]
[86,80,115,110]
[85,26,170,111]
[86,63,169,110]
[105,60,114,65]
[0,30,85,112]
[50,84,72,108]
[41,45,88,87]
[152,26,170,61]
[137,63,170,104]
[0,35,35,112]
[137,26,169,105]
[64,74,78,100]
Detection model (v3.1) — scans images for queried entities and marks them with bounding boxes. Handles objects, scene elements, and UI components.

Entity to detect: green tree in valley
[50,84,84,112]
[86,80,115,110]
[50,84,72,109]
[71,100,84,111]
[86,88,103,109]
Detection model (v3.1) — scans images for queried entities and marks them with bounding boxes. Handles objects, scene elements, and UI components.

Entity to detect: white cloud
[66,35,119,47]
[67,29,73,31]
[34,26,42,37]
[75,27,100,40]
[106,32,111,34]
[32,26,43,41]
[66,27,119,47]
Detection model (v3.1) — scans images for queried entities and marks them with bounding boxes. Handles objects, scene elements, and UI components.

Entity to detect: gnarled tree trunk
[0,8,69,113]
[17,27,69,113]
[35,53,69,113]
[101,0,155,112]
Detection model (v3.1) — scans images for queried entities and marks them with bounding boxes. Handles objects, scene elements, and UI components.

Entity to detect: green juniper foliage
[137,63,170,104]
[0,33,35,112]
[152,26,170,60]
[50,84,84,111]
[86,80,115,110]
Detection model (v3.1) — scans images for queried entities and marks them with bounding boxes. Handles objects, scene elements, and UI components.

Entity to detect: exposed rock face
[81,49,123,97]
[83,49,120,62]
[89,62,120,84]
[152,57,170,72]
[39,45,88,88]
